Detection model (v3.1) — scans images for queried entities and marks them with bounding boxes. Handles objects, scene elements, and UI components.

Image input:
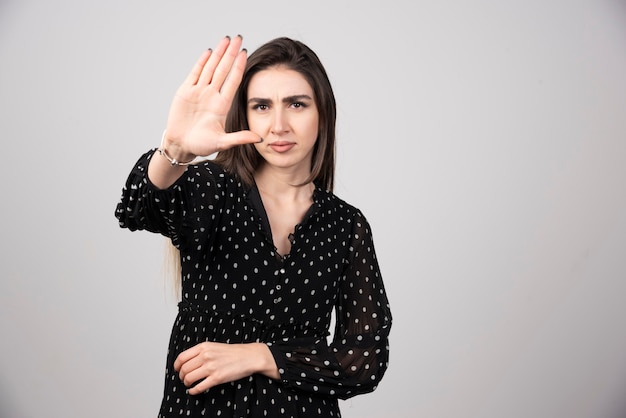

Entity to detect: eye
[251,103,269,111]
[290,101,308,109]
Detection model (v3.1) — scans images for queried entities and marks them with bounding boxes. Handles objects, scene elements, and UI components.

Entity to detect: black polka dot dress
[115,150,392,417]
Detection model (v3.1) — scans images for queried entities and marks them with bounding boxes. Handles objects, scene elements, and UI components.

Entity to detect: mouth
[269,141,296,153]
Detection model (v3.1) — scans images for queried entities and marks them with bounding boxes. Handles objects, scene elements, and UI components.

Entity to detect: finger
[183,49,212,86]
[209,34,244,90]
[181,363,211,388]
[188,375,219,395]
[215,130,263,152]
[197,36,231,85]
[219,49,247,99]
[177,353,205,382]
[173,345,201,371]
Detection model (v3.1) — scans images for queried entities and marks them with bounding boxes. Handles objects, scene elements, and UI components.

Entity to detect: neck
[254,164,314,201]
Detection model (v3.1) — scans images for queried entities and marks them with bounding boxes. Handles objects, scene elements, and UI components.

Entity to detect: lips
[269,142,296,153]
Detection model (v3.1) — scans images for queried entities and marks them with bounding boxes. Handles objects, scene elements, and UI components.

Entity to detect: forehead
[247,66,314,98]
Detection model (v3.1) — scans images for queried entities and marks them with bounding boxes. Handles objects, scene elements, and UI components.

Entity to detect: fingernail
[237,34,243,39]
[225,35,231,40]
[242,48,247,54]
[207,48,212,52]
[258,137,264,143]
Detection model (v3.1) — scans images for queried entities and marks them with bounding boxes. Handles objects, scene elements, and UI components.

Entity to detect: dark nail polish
[242,48,247,53]
[225,35,231,40]
[258,137,264,143]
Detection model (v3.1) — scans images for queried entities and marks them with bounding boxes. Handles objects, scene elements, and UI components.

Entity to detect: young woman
[115,35,392,418]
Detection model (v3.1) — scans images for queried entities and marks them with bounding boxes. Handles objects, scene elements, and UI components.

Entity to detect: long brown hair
[214,37,337,191]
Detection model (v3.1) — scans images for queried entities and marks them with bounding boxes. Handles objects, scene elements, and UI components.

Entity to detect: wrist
[159,130,196,166]
[250,343,280,379]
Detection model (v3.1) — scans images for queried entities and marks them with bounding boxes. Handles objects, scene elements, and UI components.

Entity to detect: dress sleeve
[269,211,392,400]
[114,149,219,250]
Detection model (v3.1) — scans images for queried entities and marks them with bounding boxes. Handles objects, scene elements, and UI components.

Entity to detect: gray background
[1,0,626,417]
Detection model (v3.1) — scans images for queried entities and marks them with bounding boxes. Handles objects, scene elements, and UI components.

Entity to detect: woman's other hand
[173,342,279,395]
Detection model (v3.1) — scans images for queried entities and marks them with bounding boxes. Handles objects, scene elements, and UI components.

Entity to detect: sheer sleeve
[268,211,392,399]
[114,149,220,250]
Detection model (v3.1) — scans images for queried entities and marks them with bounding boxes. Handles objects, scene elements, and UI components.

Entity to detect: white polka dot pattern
[115,150,392,417]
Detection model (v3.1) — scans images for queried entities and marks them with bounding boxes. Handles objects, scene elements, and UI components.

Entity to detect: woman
[115,35,392,418]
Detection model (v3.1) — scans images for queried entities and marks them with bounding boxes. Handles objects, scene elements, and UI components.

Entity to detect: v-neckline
[246,183,318,261]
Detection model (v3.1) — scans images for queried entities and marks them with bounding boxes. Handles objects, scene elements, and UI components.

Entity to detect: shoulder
[315,188,368,223]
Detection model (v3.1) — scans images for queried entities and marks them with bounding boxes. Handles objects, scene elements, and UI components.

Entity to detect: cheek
[307,117,320,141]
[246,113,264,134]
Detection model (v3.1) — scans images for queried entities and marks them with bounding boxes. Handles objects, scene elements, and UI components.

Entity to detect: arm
[116,36,260,243]
[269,212,393,399]
[114,150,218,249]
[173,342,280,395]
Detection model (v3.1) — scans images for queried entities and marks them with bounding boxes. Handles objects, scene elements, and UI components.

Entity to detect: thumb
[218,130,263,151]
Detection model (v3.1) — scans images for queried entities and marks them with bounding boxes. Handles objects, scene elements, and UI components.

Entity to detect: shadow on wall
[0,0,16,16]
[0,379,22,418]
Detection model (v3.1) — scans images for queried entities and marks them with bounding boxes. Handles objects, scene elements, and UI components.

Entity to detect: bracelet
[158,130,195,166]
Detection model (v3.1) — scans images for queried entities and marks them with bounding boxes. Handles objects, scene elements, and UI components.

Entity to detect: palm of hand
[167,83,232,157]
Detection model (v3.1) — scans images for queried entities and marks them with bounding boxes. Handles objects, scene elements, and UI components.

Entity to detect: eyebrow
[247,94,314,104]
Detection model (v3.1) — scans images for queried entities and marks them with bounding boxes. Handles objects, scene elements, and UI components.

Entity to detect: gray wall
[1,1,626,417]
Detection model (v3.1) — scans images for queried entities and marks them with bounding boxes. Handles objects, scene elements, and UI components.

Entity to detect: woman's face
[247,66,319,175]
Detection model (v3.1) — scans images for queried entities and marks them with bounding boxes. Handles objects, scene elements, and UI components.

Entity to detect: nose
[270,109,289,135]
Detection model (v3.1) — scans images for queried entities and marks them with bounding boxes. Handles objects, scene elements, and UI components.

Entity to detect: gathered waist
[176,301,328,345]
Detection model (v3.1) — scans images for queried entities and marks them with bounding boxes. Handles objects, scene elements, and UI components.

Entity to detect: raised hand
[148,35,261,188]
[164,35,260,161]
